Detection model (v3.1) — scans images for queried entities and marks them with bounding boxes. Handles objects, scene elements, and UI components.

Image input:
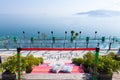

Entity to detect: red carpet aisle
[31,63,84,73]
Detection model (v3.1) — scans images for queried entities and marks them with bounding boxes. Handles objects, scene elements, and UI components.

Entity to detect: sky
[0,0,120,37]
[0,0,120,16]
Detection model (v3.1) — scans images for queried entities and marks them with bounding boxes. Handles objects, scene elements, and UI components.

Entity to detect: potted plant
[97,55,120,80]
[82,51,95,73]
[25,54,43,73]
[2,54,44,79]
[72,52,120,80]
[2,55,26,80]
[72,51,95,73]
[2,55,17,80]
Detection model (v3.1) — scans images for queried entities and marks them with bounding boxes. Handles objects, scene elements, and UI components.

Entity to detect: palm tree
[71,30,75,36]
[70,30,75,43]
[75,33,78,37]
[74,32,78,41]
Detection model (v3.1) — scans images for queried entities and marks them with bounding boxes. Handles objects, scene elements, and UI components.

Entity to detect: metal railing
[0,38,120,49]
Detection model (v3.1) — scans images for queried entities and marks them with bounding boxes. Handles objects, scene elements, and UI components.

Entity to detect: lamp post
[118,48,120,54]
[112,37,115,43]
[22,31,25,39]
[65,31,67,40]
[109,42,112,50]
[13,36,18,48]
[109,36,111,41]
[38,31,40,39]
[95,31,97,39]
[51,31,53,38]
[51,31,53,48]
[97,42,99,47]
[22,31,25,48]
[6,36,10,50]
[64,31,67,48]
[30,37,34,48]
[51,31,54,42]
[79,31,81,39]
[86,37,89,48]
[37,31,40,47]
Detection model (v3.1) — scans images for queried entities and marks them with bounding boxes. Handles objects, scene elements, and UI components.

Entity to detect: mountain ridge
[76,9,120,17]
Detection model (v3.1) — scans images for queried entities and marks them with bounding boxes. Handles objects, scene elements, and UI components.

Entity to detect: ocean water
[0,14,120,38]
[0,14,120,49]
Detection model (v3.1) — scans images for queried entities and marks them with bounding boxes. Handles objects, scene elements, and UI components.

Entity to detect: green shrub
[2,54,44,73]
[107,52,116,59]
[25,55,43,69]
[72,51,95,67]
[72,51,120,75]
[83,51,95,60]
[34,57,43,66]
[38,57,43,64]
[72,58,84,65]
[2,55,26,73]
[115,56,120,61]
[72,58,78,64]
[2,55,17,73]
[83,51,95,68]
[98,56,120,74]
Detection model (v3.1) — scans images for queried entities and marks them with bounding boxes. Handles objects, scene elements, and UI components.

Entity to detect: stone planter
[97,73,112,80]
[26,68,32,73]
[2,71,16,80]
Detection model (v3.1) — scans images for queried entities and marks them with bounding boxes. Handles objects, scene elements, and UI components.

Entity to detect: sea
[0,14,120,49]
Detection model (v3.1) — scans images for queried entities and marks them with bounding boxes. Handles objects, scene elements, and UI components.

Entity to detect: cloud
[76,9,120,17]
